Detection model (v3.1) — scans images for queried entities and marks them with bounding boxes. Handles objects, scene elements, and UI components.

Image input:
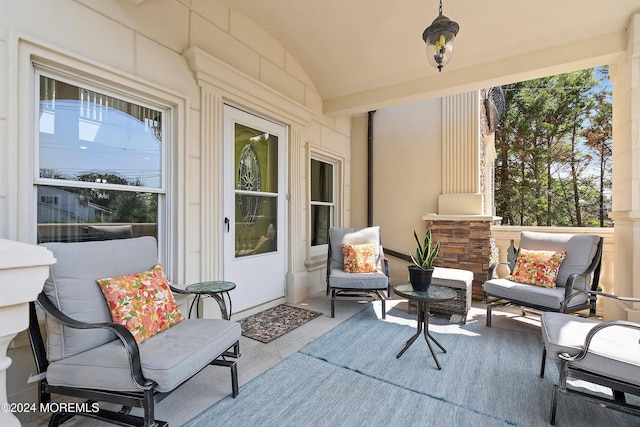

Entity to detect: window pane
[311,204,331,246]
[311,159,333,202]
[235,195,277,257]
[37,186,157,243]
[235,123,278,193]
[39,76,162,188]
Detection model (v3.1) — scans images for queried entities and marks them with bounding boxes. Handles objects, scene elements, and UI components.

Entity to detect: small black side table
[394,283,456,369]
[185,281,236,320]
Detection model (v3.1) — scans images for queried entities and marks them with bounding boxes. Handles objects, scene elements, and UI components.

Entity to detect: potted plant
[408,228,440,291]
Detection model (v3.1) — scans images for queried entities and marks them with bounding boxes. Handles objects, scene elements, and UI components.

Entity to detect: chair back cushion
[41,236,159,361]
[519,231,599,289]
[329,227,381,270]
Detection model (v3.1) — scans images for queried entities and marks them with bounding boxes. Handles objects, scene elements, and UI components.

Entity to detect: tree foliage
[494,67,612,227]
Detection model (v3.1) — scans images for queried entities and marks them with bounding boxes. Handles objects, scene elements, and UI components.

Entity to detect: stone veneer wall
[425,218,501,300]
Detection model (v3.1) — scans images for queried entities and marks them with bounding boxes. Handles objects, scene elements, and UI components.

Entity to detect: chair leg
[486,303,492,327]
[330,289,336,318]
[540,347,547,378]
[376,290,386,319]
[211,358,239,397]
[551,359,569,425]
[231,361,239,397]
[550,384,559,425]
[143,389,156,427]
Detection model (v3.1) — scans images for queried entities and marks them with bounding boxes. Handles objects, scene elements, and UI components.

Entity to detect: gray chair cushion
[328,269,388,290]
[483,278,588,310]
[541,312,599,360]
[46,319,241,393]
[541,312,640,384]
[41,236,159,361]
[519,231,599,289]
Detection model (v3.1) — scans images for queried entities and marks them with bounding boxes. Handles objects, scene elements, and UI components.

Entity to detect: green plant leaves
[410,229,440,269]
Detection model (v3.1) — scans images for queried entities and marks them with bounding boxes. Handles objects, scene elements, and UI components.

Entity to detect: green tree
[582,69,613,227]
[494,67,611,227]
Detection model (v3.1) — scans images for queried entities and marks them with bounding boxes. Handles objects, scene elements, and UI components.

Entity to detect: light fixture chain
[439,0,443,15]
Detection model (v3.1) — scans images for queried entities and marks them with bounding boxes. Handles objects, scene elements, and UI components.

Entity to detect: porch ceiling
[220,0,640,115]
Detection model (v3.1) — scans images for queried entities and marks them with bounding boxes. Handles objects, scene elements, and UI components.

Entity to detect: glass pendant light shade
[422,7,459,72]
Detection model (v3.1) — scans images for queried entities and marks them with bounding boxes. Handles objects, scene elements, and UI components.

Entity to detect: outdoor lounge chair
[540,291,640,425]
[483,231,603,327]
[326,226,390,319]
[28,236,241,427]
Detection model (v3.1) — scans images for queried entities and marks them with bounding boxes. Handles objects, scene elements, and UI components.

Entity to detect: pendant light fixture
[422,0,459,72]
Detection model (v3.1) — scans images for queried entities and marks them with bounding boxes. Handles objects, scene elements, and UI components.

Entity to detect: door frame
[221,103,289,313]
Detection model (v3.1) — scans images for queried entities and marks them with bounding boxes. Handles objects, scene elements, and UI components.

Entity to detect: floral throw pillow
[342,243,377,273]
[97,264,184,344]
[511,249,567,288]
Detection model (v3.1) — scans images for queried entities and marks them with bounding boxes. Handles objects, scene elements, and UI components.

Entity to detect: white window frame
[34,66,169,194]
[309,148,342,259]
[12,37,186,280]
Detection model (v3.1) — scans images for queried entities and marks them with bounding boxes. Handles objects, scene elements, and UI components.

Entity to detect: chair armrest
[383,257,390,281]
[563,270,597,299]
[589,291,640,303]
[35,292,153,390]
[559,319,640,362]
[563,237,603,298]
[560,290,640,313]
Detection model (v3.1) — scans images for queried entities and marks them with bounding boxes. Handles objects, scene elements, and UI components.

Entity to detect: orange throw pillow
[97,264,184,344]
[511,249,567,288]
[342,243,377,273]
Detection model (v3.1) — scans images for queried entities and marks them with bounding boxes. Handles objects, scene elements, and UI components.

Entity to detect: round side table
[185,281,236,320]
[394,283,456,369]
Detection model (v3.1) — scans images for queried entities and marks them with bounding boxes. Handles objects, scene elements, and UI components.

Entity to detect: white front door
[223,105,287,312]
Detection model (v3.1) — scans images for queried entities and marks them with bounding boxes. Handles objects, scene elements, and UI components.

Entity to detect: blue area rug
[184,306,638,427]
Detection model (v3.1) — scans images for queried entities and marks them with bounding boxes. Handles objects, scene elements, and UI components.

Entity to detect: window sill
[305,255,327,270]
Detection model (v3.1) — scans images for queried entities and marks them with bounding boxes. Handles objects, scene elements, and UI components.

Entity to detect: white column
[0,240,55,427]
[199,87,223,281]
[286,126,309,304]
[608,13,640,322]
[439,92,484,215]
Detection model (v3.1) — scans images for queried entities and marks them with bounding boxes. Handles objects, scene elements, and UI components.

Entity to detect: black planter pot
[408,266,434,291]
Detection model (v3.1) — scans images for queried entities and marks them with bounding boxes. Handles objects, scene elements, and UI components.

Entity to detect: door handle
[224,217,230,233]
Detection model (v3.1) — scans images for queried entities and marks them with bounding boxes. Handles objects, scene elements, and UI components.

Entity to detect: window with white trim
[310,156,337,257]
[35,69,169,243]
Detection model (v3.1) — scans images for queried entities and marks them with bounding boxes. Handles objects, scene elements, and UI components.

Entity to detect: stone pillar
[424,215,501,300]
[0,240,55,427]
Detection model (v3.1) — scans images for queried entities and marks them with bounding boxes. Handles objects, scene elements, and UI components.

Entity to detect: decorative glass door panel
[223,106,287,312]
[234,124,278,257]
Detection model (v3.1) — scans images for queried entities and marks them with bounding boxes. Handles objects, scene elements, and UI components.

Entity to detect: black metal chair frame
[325,232,391,319]
[539,290,640,425]
[484,237,603,327]
[28,292,240,427]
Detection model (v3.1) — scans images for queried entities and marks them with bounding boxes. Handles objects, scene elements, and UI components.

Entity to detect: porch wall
[0,0,351,405]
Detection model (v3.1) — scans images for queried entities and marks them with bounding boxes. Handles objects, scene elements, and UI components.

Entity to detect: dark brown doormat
[239,304,322,343]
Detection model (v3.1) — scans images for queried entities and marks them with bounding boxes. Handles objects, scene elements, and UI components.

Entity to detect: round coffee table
[394,283,456,369]
[185,281,236,320]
